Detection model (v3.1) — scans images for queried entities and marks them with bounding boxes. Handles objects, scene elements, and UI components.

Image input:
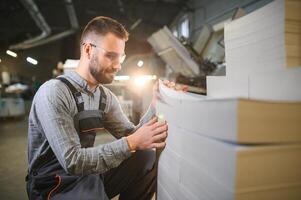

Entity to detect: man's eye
[106,54,117,60]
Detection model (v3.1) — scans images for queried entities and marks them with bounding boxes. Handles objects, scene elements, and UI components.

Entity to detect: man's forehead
[101,34,125,52]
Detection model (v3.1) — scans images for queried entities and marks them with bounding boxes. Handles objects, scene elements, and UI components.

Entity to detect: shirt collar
[64,71,99,94]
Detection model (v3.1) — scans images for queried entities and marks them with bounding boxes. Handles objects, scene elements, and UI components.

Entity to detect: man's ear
[83,43,92,59]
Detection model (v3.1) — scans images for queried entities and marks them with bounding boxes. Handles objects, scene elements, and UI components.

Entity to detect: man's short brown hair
[80,16,129,44]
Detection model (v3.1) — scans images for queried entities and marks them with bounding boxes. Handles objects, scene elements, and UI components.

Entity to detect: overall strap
[56,77,84,112]
[98,85,107,111]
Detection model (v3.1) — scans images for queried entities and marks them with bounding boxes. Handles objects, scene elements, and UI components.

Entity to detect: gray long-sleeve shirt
[27,71,155,175]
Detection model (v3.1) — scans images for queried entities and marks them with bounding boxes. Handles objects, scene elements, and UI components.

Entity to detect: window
[180,18,190,38]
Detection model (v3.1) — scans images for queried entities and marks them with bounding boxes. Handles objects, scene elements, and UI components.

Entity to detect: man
[27,16,168,200]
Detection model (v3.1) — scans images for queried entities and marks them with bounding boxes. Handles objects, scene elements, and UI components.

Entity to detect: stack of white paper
[207,0,301,101]
[158,82,301,144]
[249,67,301,101]
[156,82,301,200]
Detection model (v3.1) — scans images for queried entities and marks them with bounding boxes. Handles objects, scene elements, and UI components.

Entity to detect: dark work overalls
[26,77,110,200]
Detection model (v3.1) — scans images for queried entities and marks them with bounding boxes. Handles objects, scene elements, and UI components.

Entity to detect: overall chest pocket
[74,110,105,148]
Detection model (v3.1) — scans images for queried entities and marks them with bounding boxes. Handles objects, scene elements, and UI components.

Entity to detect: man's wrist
[126,135,136,153]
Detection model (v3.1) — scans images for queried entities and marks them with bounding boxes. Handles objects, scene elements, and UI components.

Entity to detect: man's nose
[112,62,121,71]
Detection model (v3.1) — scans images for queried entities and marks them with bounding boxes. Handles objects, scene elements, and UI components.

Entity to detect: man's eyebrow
[106,51,118,54]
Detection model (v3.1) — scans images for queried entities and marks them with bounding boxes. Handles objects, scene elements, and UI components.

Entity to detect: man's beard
[89,54,116,84]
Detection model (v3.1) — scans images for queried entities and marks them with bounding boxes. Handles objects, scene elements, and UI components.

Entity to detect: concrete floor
[0,117,28,199]
[0,103,119,200]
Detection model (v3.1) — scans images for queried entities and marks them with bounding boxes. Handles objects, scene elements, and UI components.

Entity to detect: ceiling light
[26,57,38,65]
[137,60,144,67]
[114,75,130,81]
[130,18,142,30]
[6,50,17,57]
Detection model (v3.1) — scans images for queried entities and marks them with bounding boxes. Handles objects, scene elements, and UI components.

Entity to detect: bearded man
[26,16,168,200]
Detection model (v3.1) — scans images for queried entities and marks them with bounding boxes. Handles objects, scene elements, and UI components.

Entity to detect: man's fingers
[175,84,188,91]
[163,80,175,89]
[163,79,169,85]
[152,125,168,135]
[175,85,181,91]
[151,120,167,130]
[152,142,166,149]
[168,81,176,88]
[163,79,188,92]
[152,131,167,142]
[146,117,158,126]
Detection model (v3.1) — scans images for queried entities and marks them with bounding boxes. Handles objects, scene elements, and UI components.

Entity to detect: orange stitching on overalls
[47,174,61,200]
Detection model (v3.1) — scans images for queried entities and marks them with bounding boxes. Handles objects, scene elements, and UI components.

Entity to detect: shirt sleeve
[34,80,131,176]
[103,89,156,138]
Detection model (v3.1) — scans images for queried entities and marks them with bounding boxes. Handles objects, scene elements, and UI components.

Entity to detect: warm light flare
[133,75,157,87]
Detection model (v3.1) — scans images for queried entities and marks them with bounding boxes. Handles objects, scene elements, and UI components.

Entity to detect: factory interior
[0,0,301,199]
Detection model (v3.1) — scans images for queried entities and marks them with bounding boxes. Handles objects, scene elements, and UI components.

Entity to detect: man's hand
[126,117,168,151]
[151,80,188,106]
[162,80,188,91]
